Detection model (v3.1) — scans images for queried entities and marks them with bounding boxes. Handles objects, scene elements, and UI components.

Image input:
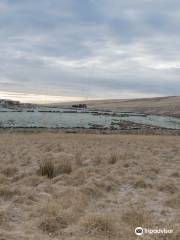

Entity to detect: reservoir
[0,108,180,129]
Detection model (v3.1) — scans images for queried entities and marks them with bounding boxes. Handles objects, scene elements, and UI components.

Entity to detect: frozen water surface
[0,108,180,129]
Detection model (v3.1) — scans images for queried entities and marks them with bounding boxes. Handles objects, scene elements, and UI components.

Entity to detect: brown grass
[1,166,18,177]
[58,96,180,117]
[0,132,179,239]
[157,181,178,194]
[80,213,116,237]
[165,193,180,209]
[108,153,118,165]
[0,185,20,201]
[39,201,69,235]
[55,159,72,175]
[39,157,72,178]
[39,158,55,178]
[121,207,153,228]
[133,177,152,189]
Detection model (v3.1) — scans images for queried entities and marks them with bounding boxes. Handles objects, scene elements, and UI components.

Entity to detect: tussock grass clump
[39,158,55,179]
[108,153,118,165]
[81,213,116,237]
[39,158,72,178]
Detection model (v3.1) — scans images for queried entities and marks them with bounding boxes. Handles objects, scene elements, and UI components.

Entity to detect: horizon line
[0,90,174,104]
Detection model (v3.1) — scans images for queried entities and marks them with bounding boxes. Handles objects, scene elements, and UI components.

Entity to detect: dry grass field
[0,132,180,239]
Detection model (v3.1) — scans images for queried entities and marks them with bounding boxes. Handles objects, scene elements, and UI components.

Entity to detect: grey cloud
[0,0,180,100]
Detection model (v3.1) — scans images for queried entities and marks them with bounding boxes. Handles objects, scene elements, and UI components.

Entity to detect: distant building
[0,99,20,107]
[72,104,87,109]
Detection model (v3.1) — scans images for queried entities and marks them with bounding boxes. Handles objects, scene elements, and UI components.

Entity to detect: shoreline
[1,127,180,135]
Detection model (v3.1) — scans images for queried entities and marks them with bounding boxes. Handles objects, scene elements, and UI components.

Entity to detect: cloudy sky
[0,0,180,103]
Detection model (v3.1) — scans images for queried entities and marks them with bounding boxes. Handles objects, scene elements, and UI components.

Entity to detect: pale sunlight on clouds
[0,91,161,104]
[0,91,87,104]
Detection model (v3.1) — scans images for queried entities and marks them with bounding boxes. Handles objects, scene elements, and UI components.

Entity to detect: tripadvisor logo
[135,227,173,236]
[135,227,144,236]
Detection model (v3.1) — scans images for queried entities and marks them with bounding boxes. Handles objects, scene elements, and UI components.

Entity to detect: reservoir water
[0,108,180,129]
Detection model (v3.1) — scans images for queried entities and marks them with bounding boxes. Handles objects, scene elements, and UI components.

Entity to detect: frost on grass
[0,133,179,240]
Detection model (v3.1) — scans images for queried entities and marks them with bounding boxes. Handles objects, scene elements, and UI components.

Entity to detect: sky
[0,0,180,103]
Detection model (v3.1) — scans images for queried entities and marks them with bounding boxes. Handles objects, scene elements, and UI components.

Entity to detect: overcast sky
[0,0,180,103]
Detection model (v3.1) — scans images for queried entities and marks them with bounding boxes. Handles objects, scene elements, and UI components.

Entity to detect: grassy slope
[57,96,180,117]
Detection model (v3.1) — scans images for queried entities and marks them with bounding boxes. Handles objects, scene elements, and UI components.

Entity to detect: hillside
[58,96,180,118]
